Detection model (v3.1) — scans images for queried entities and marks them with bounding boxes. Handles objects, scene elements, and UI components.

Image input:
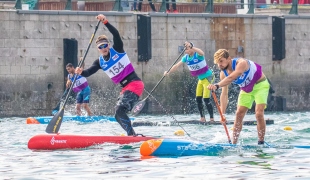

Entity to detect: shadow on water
[238,160,272,169]
[103,144,144,163]
[253,150,275,159]
[236,149,276,170]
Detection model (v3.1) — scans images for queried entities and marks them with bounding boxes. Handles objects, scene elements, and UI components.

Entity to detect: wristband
[103,19,108,24]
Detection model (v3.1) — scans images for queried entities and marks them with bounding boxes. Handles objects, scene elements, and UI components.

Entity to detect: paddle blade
[131,100,146,116]
[45,108,64,133]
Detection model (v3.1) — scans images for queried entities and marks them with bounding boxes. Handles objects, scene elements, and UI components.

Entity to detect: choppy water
[1,112,310,179]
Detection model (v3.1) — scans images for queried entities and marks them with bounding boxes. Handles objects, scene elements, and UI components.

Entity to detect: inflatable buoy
[26,117,40,124]
[174,130,185,136]
[283,126,292,131]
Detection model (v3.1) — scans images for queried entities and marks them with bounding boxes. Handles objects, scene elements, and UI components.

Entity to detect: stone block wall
[0,10,309,117]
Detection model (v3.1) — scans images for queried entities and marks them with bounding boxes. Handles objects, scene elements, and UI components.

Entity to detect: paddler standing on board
[208,49,270,145]
[66,63,92,116]
[164,41,215,123]
[75,14,144,136]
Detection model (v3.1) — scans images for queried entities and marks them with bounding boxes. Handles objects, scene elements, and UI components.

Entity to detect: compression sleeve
[105,22,124,53]
[81,59,101,77]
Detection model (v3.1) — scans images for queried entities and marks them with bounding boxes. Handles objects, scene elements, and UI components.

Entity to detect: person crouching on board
[207,49,270,145]
[75,14,144,136]
[164,41,215,123]
[66,63,92,116]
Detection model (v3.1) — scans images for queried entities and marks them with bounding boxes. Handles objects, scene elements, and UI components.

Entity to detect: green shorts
[238,79,270,109]
[196,75,214,98]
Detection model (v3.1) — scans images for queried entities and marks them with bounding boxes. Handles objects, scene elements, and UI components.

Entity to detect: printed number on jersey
[189,64,201,71]
[75,80,81,86]
[109,62,125,76]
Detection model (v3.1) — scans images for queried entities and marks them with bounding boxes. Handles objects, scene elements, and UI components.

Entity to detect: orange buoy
[140,139,163,156]
[26,117,40,124]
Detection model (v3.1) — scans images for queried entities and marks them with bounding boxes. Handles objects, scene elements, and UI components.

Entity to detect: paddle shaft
[144,88,191,137]
[131,48,186,116]
[212,91,232,144]
[52,88,68,111]
[61,20,101,109]
[46,20,101,133]
[143,48,186,100]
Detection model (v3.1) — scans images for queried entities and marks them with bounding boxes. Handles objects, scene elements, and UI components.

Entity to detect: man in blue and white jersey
[66,63,92,116]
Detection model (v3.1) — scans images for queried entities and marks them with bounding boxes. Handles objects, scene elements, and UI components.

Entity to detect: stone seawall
[0,10,309,117]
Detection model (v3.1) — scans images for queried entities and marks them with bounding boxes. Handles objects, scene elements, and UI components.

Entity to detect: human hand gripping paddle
[131,48,187,116]
[45,20,101,134]
[211,91,232,144]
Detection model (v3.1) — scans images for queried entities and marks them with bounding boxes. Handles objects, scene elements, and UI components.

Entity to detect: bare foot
[200,117,206,122]
[210,118,215,122]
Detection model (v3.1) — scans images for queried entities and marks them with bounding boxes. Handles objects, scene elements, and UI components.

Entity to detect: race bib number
[187,60,206,71]
[108,62,125,76]
[75,80,81,86]
[188,64,201,71]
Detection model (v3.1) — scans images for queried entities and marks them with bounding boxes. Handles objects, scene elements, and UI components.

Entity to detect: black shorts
[116,90,139,112]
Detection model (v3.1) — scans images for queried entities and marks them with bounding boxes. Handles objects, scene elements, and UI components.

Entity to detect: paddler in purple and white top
[66,63,92,116]
[75,14,144,136]
[164,41,215,123]
[208,49,270,145]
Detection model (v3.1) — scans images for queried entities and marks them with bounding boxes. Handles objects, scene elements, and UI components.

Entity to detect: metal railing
[13,0,302,15]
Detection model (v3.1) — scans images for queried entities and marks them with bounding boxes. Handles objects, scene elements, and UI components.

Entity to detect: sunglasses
[98,44,108,49]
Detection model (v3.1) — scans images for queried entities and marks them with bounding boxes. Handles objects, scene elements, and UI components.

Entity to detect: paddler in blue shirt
[164,41,215,123]
[208,49,270,145]
[75,14,144,136]
[66,63,92,116]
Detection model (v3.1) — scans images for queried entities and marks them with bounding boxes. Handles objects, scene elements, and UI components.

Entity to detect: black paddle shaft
[131,48,186,116]
[51,88,68,113]
[144,89,191,137]
[45,20,101,134]
[61,20,101,109]
[144,48,186,100]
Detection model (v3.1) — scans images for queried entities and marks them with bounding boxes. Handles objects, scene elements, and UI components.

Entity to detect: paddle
[131,48,186,116]
[143,88,191,137]
[211,91,232,144]
[51,88,69,115]
[46,20,101,134]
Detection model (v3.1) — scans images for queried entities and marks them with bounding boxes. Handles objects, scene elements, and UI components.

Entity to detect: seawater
[1,112,310,179]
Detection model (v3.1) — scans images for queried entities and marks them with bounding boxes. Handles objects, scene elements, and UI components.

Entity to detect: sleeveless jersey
[223,58,262,93]
[68,74,89,93]
[99,47,134,84]
[183,52,209,77]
